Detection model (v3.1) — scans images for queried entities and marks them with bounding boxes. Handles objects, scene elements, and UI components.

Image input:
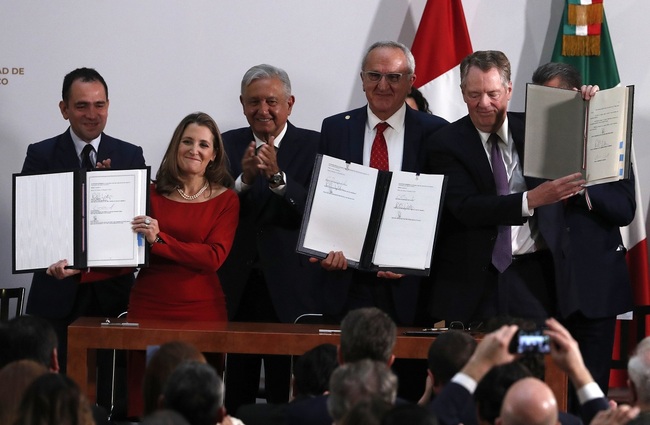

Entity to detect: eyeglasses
[362,71,409,84]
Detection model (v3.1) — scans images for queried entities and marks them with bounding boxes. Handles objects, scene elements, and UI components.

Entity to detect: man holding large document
[20,67,146,379]
[316,41,447,327]
[423,51,585,327]
[531,62,635,400]
[316,41,447,403]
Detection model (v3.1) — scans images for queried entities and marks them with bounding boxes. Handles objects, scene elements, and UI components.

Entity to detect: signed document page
[301,156,378,262]
[373,172,445,270]
[585,86,630,185]
[86,169,148,267]
[14,172,76,271]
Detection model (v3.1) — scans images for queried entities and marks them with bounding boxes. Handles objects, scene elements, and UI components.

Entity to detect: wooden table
[67,317,568,410]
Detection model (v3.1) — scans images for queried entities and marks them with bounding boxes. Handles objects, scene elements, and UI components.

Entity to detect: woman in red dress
[126,112,239,417]
[46,112,239,419]
[129,112,238,322]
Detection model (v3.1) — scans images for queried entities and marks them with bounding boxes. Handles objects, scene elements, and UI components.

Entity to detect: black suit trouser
[225,269,290,415]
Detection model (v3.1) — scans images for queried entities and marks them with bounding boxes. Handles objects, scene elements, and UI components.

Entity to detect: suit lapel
[459,116,495,192]
[509,112,526,165]
[508,112,543,190]
[402,107,422,173]
[276,122,300,171]
[55,130,83,169]
[96,133,114,163]
[348,107,367,165]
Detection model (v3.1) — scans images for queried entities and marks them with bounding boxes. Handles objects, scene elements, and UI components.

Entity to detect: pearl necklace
[176,181,209,201]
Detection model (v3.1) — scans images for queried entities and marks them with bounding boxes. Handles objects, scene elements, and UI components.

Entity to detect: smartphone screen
[510,330,551,354]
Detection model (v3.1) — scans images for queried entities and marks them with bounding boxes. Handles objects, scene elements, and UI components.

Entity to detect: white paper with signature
[86,169,148,267]
[302,156,378,262]
[373,172,444,269]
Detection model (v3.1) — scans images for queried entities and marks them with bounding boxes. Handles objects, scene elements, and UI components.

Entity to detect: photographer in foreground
[431,318,627,425]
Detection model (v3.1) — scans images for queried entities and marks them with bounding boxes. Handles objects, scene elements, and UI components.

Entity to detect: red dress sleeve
[149,190,240,273]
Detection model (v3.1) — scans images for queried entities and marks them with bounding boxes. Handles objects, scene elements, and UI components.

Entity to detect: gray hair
[628,336,650,404]
[327,360,397,423]
[162,361,224,425]
[362,41,415,74]
[460,50,511,91]
[340,307,397,364]
[240,63,292,98]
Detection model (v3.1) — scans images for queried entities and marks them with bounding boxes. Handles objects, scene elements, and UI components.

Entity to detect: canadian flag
[411,0,473,123]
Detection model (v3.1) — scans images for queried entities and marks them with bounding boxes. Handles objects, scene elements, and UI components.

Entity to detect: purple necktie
[490,133,512,272]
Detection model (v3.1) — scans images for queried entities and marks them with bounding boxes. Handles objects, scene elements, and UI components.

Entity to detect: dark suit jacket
[560,173,635,319]
[285,395,331,425]
[21,129,146,319]
[318,105,448,325]
[218,122,321,323]
[432,381,584,425]
[429,382,478,425]
[236,402,287,425]
[424,113,567,323]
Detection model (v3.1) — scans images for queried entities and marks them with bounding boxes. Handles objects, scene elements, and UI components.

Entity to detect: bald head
[498,377,559,425]
[628,336,650,407]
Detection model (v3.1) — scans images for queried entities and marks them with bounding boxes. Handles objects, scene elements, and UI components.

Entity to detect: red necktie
[370,122,390,171]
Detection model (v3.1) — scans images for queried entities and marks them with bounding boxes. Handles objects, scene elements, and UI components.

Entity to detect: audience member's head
[427,330,476,391]
[531,62,582,90]
[0,314,59,371]
[292,343,338,399]
[143,340,207,416]
[381,404,438,425]
[406,86,431,113]
[339,307,396,365]
[496,377,559,425]
[628,336,650,409]
[474,362,533,425]
[327,359,398,425]
[340,395,392,425]
[161,360,225,425]
[0,359,48,425]
[13,372,95,425]
[141,409,191,425]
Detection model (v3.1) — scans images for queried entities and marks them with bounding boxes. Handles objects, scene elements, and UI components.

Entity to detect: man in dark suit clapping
[219,64,321,413]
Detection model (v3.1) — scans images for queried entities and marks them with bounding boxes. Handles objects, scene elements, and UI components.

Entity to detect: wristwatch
[268,171,285,186]
[149,235,165,248]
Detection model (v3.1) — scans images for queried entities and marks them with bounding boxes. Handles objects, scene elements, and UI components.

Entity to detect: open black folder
[13,167,150,273]
[297,155,446,276]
